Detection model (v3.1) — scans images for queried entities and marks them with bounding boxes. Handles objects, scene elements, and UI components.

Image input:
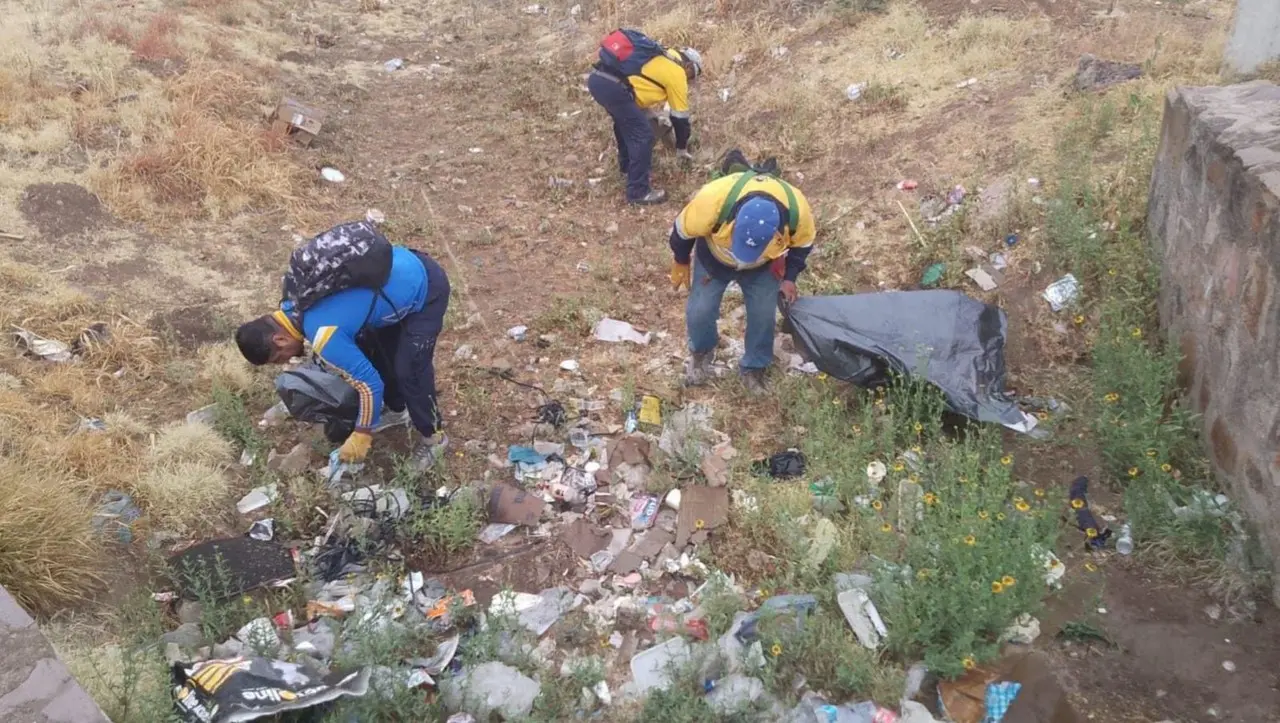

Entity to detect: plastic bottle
[1115,523,1134,555]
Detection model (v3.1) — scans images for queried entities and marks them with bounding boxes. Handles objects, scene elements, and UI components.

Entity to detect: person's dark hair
[235,315,279,366]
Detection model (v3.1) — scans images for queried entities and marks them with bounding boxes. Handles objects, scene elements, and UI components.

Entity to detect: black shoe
[629,189,667,206]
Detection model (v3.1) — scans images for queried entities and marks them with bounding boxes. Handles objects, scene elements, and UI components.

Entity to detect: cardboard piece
[611,436,651,466]
[938,666,1001,723]
[699,451,730,487]
[675,486,730,547]
[609,550,644,575]
[628,528,674,560]
[270,97,327,146]
[562,519,610,558]
[488,483,545,526]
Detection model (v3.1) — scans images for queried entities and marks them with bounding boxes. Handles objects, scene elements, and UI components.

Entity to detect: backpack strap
[714,172,800,237]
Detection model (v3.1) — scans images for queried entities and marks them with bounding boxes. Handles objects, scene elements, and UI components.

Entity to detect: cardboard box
[270,97,326,146]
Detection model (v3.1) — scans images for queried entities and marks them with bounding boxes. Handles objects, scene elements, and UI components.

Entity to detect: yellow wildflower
[991,581,1005,594]
[1131,327,1143,339]
[1145,449,1157,458]
[977,510,990,520]
[923,492,938,506]
[1084,562,1098,572]
[1072,314,1085,326]
[1015,501,1031,513]
[892,462,905,472]
[1070,498,1086,510]
[1086,527,1098,538]
[913,422,923,433]
[963,535,976,546]
[1127,467,1140,478]
[962,655,976,671]
[1161,463,1172,473]
[871,500,884,511]
[1034,488,1046,498]
[1001,575,1016,587]
[771,643,783,657]
[880,523,893,533]
[996,512,1006,521]
[1000,455,1013,466]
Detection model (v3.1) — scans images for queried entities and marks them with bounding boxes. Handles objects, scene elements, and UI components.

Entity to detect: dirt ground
[6,0,1280,719]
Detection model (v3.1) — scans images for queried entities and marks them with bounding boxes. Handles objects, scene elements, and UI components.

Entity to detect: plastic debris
[507,325,528,341]
[247,519,275,542]
[559,359,579,372]
[383,58,404,71]
[838,588,888,649]
[172,658,369,723]
[320,167,345,183]
[1000,613,1041,645]
[1042,274,1081,311]
[754,448,806,478]
[479,522,517,544]
[441,662,540,720]
[866,461,887,485]
[94,491,141,543]
[956,77,977,88]
[845,82,867,101]
[735,594,817,644]
[236,484,279,515]
[630,636,692,693]
[983,681,1022,723]
[341,485,412,520]
[920,262,945,288]
[630,495,660,530]
[593,318,651,344]
[719,88,733,102]
[1115,523,1134,555]
[13,327,72,362]
[897,179,919,191]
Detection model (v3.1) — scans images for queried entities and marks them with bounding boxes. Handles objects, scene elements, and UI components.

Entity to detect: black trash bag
[172,656,369,723]
[785,291,1032,430]
[275,364,359,444]
[717,148,780,178]
[753,449,807,478]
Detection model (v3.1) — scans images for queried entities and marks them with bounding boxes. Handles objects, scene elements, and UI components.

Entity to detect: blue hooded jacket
[279,246,428,430]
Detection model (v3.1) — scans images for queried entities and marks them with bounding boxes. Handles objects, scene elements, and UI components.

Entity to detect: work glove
[338,431,373,463]
[675,148,694,162]
[670,262,692,290]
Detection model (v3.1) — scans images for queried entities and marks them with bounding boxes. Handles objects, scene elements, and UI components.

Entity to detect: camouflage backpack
[281,221,394,314]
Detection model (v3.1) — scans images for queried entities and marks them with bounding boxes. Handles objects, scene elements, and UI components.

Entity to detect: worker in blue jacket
[234,246,450,471]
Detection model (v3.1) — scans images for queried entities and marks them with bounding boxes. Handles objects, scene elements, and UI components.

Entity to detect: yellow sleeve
[675,175,738,240]
[788,185,816,249]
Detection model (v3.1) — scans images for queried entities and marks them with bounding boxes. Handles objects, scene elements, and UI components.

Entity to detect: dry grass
[149,421,232,467]
[0,459,104,614]
[134,460,232,532]
[198,341,255,392]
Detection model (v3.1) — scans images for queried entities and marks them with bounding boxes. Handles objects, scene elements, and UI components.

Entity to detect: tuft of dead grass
[198,342,255,392]
[134,460,231,532]
[149,421,232,467]
[0,459,104,615]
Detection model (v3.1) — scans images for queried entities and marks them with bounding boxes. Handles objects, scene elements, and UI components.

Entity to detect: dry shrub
[132,13,184,62]
[198,342,254,392]
[134,460,230,532]
[0,459,104,615]
[149,421,232,466]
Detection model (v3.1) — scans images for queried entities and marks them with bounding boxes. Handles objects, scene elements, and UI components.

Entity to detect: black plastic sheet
[785,291,1032,430]
[274,364,359,443]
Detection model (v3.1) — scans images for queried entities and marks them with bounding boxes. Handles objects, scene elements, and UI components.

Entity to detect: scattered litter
[845,82,867,101]
[479,522,517,544]
[340,485,412,520]
[770,46,789,58]
[1042,274,1081,311]
[989,252,1008,270]
[593,318,651,345]
[838,587,888,649]
[897,179,919,191]
[259,401,290,427]
[269,97,326,147]
[947,185,967,206]
[94,491,141,543]
[719,88,733,102]
[172,657,369,723]
[364,208,385,225]
[920,262,945,288]
[629,495,660,530]
[523,3,546,13]
[383,58,404,72]
[13,327,72,362]
[549,177,574,188]
[508,445,549,465]
[638,395,662,426]
[488,482,546,525]
[507,325,528,341]
[965,265,1003,292]
[1222,660,1236,672]
[441,662,540,720]
[983,681,1022,723]
[559,359,579,372]
[735,594,817,644]
[469,147,483,154]
[676,486,729,547]
[1115,523,1134,555]
[804,518,838,569]
[248,519,275,542]
[787,291,1036,432]
[956,77,978,88]
[1000,613,1041,645]
[630,636,692,693]
[236,483,279,515]
[1069,476,1112,550]
[563,519,610,557]
[320,167,345,183]
[753,448,806,478]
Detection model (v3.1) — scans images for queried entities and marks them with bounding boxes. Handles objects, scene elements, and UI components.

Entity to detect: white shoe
[374,408,411,432]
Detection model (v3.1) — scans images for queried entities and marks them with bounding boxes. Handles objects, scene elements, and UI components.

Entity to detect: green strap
[716,171,800,237]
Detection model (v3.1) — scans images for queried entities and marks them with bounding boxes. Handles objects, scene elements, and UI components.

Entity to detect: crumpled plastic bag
[785,291,1035,432]
[274,364,359,443]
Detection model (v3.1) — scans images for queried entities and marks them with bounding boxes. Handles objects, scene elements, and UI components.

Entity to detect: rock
[454,344,474,360]
[267,443,312,476]
[707,674,765,715]
[161,622,204,650]
[211,640,244,658]
[442,662,540,720]
[604,221,619,234]
[164,642,183,663]
[1073,54,1142,92]
[177,600,203,626]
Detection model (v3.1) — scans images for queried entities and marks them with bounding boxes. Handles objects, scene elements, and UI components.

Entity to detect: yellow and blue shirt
[670,173,816,281]
[276,246,428,431]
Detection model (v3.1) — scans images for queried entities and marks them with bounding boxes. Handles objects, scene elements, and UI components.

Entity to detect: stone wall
[1147,81,1280,604]
[0,585,109,723]
[1226,0,1280,75]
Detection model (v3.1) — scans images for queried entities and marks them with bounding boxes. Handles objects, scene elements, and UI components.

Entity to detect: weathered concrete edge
[0,584,112,723]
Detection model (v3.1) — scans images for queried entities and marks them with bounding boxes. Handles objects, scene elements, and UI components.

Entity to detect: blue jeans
[686,259,781,371]
[587,71,654,201]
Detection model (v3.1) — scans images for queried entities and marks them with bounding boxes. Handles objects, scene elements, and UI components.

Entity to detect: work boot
[741,369,769,396]
[629,189,667,206]
[373,408,410,432]
[410,433,449,473]
[684,351,714,387]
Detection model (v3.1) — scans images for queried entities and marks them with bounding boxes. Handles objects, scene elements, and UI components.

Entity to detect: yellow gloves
[670,262,691,290]
[338,431,372,463]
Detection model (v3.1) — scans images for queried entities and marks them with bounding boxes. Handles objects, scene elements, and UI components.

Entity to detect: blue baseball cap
[730,197,780,265]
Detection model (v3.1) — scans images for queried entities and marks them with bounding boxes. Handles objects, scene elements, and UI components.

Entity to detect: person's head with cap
[679,47,703,81]
[730,196,781,266]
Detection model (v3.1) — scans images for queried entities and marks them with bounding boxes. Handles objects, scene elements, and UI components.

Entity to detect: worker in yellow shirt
[669,170,816,393]
[588,28,702,205]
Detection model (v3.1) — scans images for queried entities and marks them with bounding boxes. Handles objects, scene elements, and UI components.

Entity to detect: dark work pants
[587,71,654,202]
[359,252,450,438]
